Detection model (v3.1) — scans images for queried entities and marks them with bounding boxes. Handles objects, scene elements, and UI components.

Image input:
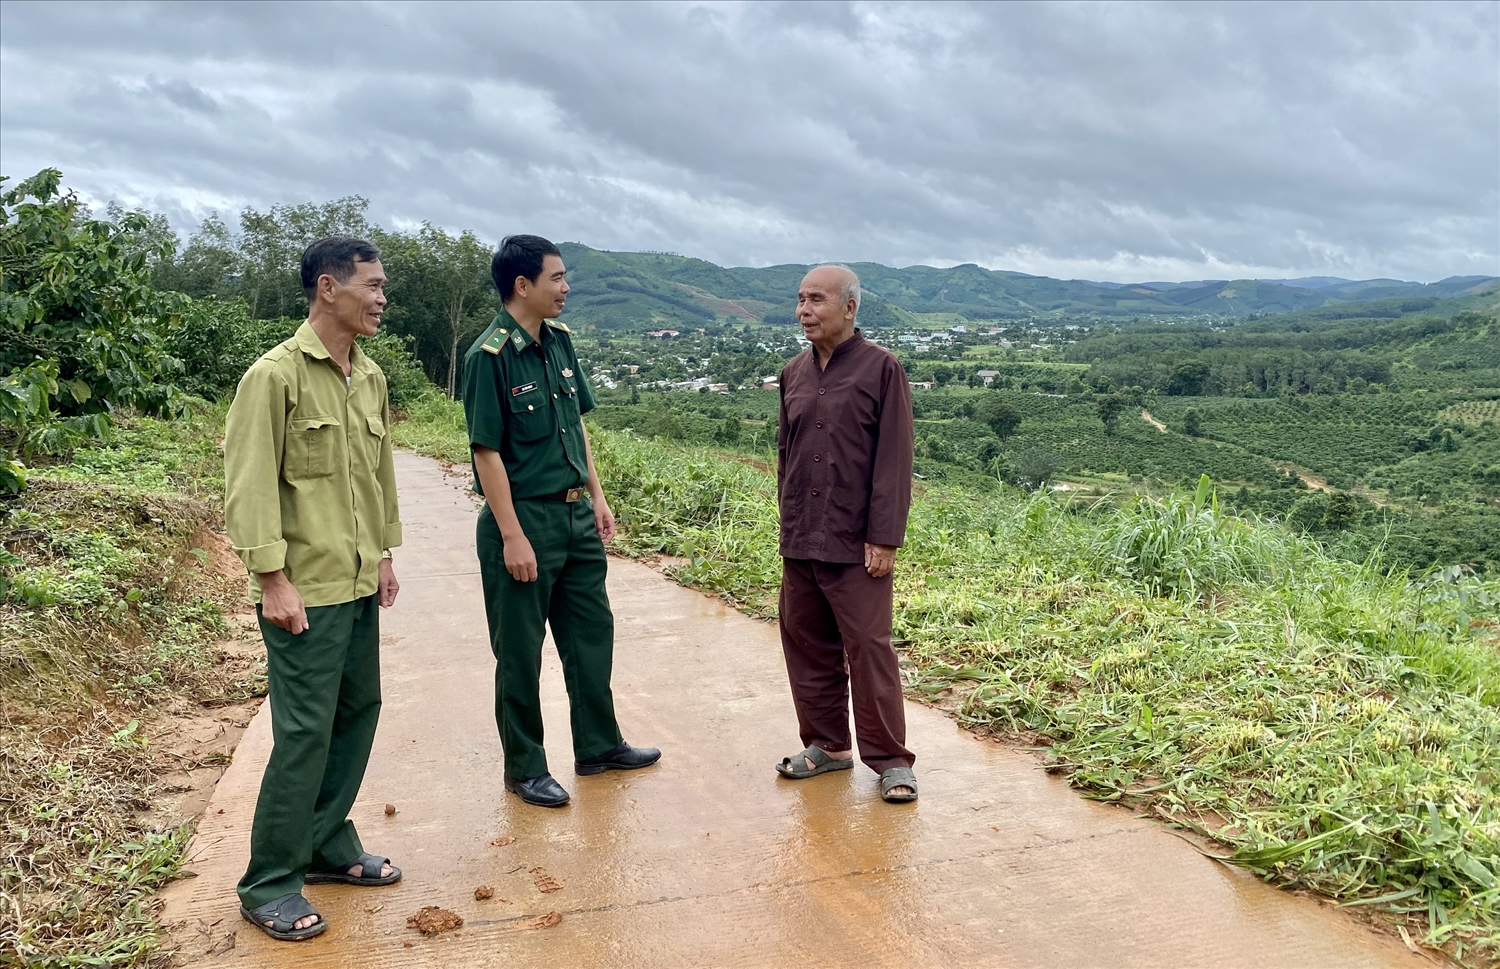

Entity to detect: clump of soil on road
[531,867,563,893]
[528,911,562,929]
[406,906,464,936]
[474,885,495,900]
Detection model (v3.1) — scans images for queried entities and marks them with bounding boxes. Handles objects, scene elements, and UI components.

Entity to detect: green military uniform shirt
[225,322,403,606]
[462,308,596,498]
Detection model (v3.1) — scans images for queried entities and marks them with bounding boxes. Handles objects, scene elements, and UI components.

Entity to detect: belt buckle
[565,487,586,502]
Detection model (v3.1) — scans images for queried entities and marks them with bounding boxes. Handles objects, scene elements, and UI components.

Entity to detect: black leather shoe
[575,742,662,775]
[503,772,570,807]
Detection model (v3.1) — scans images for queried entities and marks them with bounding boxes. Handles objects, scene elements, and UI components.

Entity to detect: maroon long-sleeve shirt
[777,330,914,562]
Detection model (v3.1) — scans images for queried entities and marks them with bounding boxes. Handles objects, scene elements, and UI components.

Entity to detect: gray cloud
[1,0,1494,281]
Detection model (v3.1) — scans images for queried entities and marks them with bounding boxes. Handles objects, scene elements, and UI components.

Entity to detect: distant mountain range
[555,243,1498,329]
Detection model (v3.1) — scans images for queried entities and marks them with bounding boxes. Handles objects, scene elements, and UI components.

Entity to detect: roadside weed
[395,399,1500,960]
[1,411,253,968]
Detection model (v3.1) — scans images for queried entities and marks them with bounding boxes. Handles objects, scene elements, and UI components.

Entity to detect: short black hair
[301,237,381,300]
[492,234,561,302]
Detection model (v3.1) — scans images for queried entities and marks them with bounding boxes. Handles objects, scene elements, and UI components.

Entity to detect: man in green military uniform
[463,234,660,807]
[224,238,403,941]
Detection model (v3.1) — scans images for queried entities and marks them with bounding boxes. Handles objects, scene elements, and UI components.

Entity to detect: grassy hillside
[393,400,1500,962]
[1,409,262,967]
[551,242,1498,329]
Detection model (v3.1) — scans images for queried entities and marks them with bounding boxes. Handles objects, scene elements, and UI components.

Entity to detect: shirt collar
[295,321,374,374]
[499,308,546,353]
[825,328,866,363]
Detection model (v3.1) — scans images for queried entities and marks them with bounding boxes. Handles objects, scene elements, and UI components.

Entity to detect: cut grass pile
[1,407,258,968]
[390,396,1499,961]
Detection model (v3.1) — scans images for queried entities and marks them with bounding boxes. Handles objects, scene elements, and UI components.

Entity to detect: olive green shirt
[224,322,403,606]
[462,309,595,500]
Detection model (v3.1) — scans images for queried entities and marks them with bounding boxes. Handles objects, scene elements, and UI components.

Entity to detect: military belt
[527,487,588,502]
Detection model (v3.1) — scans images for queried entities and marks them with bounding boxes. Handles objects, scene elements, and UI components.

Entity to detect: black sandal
[240,892,327,941]
[304,852,402,887]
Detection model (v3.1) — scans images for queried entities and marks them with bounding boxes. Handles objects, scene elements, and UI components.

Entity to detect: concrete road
[162,451,1425,968]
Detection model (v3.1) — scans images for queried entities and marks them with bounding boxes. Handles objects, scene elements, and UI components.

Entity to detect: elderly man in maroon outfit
[774,264,917,803]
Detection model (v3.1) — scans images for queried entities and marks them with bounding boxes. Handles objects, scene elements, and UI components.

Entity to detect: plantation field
[1443,399,1500,427]
[393,397,1500,961]
[577,381,1500,572]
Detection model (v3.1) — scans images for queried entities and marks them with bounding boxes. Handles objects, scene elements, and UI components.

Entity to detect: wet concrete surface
[162,451,1427,968]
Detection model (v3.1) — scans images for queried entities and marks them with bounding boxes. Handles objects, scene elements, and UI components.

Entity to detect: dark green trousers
[477,499,622,779]
[237,594,381,908]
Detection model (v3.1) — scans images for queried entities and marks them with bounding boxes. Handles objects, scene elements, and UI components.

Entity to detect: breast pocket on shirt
[287,416,341,480]
[362,413,386,469]
[507,391,552,443]
[558,384,582,427]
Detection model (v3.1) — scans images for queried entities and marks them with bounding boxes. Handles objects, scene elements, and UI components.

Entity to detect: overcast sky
[1,1,1495,282]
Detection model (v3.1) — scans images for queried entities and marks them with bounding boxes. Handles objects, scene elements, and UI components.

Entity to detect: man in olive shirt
[463,234,659,808]
[224,238,403,941]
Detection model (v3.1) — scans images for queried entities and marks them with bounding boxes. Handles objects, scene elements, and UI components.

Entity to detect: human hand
[258,570,308,634]
[504,531,539,582]
[594,497,616,543]
[864,543,897,578]
[378,557,399,607]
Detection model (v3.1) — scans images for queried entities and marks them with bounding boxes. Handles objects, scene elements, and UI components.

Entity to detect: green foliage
[377,224,493,396]
[0,169,190,483]
[1010,449,1060,491]
[1,411,259,968]
[387,387,1500,958]
[384,421,1499,959]
[1181,407,1203,436]
[165,297,289,398]
[617,438,1498,957]
[388,390,473,464]
[1069,308,1498,398]
[977,397,1021,441]
[1095,393,1129,435]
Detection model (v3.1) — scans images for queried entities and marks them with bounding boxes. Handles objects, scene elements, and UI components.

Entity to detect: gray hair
[815,263,861,316]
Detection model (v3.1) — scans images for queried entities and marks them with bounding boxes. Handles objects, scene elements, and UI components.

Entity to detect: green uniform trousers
[237,594,381,908]
[477,498,622,779]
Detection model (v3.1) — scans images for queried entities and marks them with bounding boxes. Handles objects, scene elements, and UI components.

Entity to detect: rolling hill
[554,243,1498,330]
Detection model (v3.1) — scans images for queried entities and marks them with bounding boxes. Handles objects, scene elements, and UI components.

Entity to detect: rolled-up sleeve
[224,363,288,575]
[866,358,914,548]
[377,381,402,549]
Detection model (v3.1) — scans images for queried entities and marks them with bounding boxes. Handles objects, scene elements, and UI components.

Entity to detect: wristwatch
[381,549,393,560]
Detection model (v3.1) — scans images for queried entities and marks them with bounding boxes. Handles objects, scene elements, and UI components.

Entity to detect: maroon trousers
[779,557,915,774]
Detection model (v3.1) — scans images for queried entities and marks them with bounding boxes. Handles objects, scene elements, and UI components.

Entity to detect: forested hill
[557,242,1497,329]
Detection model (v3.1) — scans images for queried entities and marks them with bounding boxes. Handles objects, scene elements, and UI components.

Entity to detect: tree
[0,169,187,491]
[715,416,741,444]
[978,398,1021,442]
[399,225,492,397]
[1166,361,1210,396]
[1095,393,1129,436]
[1012,449,1058,491]
[238,197,371,319]
[1182,408,1203,436]
[1321,492,1363,531]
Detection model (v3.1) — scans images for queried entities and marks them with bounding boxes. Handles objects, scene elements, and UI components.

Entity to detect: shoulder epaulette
[480,326,510,354]
[545,319,571,334]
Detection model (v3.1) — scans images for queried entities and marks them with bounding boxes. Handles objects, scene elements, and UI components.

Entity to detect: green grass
[1,407,258,968]
[394,395,1500,961]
